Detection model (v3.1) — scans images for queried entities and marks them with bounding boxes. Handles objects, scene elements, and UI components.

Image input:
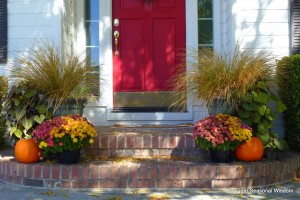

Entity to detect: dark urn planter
[50,99,86,117]
[58,149,81,164]
[208,98,234,115]
[209,149,234,163]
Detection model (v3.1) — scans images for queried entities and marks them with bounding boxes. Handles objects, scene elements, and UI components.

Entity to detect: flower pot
[208,98,234,115]
[57,149,80,164]
[50,99,86,117]
[209,149,234,163]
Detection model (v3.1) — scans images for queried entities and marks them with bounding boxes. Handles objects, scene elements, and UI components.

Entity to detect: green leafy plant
[4,85,50,139]
[236,81,287,149]
[276,55,300,152]
[10,41,98,112]
[170,44,274,111]
[265,132,289,150]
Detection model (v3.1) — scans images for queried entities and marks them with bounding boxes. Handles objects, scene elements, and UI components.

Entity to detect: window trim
[0,0,7,63]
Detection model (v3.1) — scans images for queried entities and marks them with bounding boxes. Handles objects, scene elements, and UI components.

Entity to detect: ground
[0,180,299,200]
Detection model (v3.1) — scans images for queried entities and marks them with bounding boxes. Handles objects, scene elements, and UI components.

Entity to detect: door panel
[113,0,186,110]
[119,20,144,91]
[153,19,176,90]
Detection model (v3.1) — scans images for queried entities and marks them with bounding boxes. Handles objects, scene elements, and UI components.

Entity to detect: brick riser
[84,134,204,157]
[85,126,203,157]
[0,156,299,189]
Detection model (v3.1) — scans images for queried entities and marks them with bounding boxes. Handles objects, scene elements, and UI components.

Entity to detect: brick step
[0,153,299,189]
[85,125,200,157]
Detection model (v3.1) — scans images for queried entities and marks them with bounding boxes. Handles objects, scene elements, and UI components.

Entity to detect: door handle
[114,30,119,55]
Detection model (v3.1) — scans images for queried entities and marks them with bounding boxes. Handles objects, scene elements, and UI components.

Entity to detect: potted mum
[193,114,252,163]
[32,114,96,164]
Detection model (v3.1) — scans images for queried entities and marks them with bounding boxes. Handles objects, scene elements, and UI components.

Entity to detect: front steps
[84,125,205,158]
[0,125,299,189]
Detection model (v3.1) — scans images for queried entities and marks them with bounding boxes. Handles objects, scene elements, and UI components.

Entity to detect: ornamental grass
[170,44,274,111]
[10,41,98,112]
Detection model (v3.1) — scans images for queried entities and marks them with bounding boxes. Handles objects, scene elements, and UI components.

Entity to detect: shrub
[0,76,8,146]
[276,55,300,152]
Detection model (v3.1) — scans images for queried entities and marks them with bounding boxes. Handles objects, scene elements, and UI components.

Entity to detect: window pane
[198,0,212,18]
[86,22,99,46]
[86,47,99,67]
[85,0,99,21]
[198,20,213,44]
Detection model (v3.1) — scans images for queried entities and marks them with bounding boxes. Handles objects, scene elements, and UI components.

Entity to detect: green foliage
[0,76,8,146]
[265,132,289,150]
[276,55,300,152]
[10,41,98,112]
[170,43,275,111]
[3,85,50,139]
[237,81,287,150]
[0,76,8,111]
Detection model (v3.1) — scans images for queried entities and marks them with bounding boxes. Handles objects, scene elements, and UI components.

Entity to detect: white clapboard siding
[235,10,289,23]
[240,36,290,49]
[8,14,53,27]
[229,0,290,58]
[233,0,289,10]
[238,23,289,36]
[8,0,52,14]
[7,0,61,56]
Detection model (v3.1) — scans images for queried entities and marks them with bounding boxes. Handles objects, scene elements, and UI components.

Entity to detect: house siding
[230,0,290,57]
[0,0,62,76]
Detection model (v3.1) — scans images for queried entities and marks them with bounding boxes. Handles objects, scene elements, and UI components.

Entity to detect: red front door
[113,0,186,110]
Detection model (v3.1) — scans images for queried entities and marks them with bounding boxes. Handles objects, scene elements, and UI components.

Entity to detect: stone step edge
[0,154,299,189]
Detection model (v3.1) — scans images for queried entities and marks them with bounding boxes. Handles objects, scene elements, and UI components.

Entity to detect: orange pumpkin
[235,137,264,161]
[14,139,42,163]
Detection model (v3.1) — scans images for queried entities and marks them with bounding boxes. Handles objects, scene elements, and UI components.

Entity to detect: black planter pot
[48,99,86,117]
[209,149,234,163]
[207,98,234,115]
[58,149,81,164]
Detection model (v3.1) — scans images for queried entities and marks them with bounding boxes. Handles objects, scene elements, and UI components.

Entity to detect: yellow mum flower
[89,139,94,144]
[71,134,76,139]
[73,138,78,143]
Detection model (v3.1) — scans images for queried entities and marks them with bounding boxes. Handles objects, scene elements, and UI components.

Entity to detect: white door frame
[96,0,198,124]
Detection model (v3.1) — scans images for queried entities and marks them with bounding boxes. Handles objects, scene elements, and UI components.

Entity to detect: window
[198,0,213,49]
[85,0,100,95]
[0,0,7,63]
